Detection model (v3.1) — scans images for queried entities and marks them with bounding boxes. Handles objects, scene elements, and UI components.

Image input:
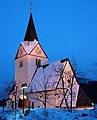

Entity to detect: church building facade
[9,10,94,110]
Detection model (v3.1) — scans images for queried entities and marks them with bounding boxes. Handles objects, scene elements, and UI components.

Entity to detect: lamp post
[21,83,28,114]
[23,87,24,114]
[13,86,17,120]
[15,86,17,111]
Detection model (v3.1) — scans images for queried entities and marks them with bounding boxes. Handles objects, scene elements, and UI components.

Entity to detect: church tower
[15,10,48,89]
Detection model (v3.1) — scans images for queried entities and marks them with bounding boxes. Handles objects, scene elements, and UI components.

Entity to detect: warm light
[19,95,27,100]
[21,86,28,89]
[92,103,94,106]
[75,106,94,110]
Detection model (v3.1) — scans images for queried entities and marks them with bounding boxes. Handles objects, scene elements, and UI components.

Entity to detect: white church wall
[55,60,79,108]
[55,88,62,107]
[72,83,79,107]
[15,56,28,88]
[28,55,48,84]
[27,88,79,109]
[62,60,79,107]
[27,91,57,108]
[28,92,44,108]
[46,91,56,108]
[28,56,37,85]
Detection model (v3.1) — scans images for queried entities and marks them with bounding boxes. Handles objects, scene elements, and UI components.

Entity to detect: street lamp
[14,86,17,120]
[21,83,28,114]
[14,86,17,111]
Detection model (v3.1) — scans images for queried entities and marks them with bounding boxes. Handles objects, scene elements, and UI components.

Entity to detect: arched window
[19,60,23,67]
[36,58,38,66]
[38,59,41,66]
[36,59,41,67]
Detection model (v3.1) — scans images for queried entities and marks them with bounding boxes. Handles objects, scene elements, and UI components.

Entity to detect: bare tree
[28,61,78,112]
[28,70,57,109]
[71,55,85,79]
[61,71,75,112]
[0,81,14,112]
[52,62,77,113]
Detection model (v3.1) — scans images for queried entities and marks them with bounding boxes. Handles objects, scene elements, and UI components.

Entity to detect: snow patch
[21,39,38,54]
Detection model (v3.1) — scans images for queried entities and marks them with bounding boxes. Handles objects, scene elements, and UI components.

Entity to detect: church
[8,7,94,110]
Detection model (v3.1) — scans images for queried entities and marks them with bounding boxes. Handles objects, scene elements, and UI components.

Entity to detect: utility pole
[23,88,24,114]
[15,86,17,120]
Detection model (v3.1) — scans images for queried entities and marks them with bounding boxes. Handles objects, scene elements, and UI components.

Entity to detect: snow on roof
[21,39,38,54]
[27,60,66,93]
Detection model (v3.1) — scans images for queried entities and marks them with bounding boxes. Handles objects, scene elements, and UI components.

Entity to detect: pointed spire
[30,1,32,13]
[24,3,38,41]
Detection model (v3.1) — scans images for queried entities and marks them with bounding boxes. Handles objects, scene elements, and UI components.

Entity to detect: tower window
[19,60,23,67]
[38,59,41,66]
[36,58,38,66]
[36,59,41,67]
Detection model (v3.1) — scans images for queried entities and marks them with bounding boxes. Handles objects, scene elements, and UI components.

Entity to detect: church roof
[21,40,38,54]
[76,87,93,107]
[27,59,68,92]
[24,13,38,41]
[14,40,38,60]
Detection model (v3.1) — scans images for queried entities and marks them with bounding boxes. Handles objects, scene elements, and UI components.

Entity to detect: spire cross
[30,1,32,13]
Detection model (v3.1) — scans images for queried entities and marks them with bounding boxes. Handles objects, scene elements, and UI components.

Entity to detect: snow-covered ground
[0,107,97,120]
[23,108,97,120]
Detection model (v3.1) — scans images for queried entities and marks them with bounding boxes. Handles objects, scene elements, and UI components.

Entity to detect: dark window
[36,59,41,67]
[36,58,38,66]
[19,60,23,67]
[38,59,41,66]
[32,102,34,109]
[40,95,42,98]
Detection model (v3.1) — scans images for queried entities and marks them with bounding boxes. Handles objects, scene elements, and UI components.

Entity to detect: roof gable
[21,40,38,54]
[15,40,38,60]
[56,59,77,88]
[15,44,27,59]
[30,43,48,58]
[76,87,93,106]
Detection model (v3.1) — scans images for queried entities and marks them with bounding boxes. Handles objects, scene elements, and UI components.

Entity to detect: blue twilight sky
[0,0,97,82]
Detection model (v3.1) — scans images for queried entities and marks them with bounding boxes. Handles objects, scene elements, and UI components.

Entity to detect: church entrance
[18,95,29,109]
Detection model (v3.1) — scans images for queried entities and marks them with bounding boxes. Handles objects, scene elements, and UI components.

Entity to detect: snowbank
[0,107,97,120]
[23,108,97,120]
